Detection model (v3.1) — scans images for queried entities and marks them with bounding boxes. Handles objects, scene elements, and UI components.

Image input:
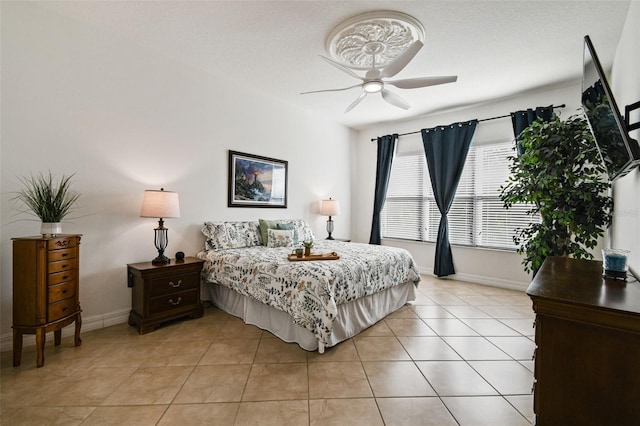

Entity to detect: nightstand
[127,257,204,334]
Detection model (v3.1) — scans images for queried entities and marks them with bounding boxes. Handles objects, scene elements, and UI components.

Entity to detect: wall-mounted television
[582,35,640,181]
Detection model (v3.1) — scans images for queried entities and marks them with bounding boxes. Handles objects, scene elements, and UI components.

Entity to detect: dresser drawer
[48,247,77,262]
[48,281,76,304]
[149,289,198,315]
[149,272,200,297]
[48,259,77,274]
[48,298,78,322]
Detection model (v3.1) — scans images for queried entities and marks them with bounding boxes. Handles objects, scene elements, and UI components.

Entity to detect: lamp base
[151,220,170,265]
[326,217,335,240]
[152,254,170,265]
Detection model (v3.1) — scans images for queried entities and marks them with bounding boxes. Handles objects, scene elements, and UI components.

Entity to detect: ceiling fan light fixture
[300,11,457,113]
[363,81,383,93]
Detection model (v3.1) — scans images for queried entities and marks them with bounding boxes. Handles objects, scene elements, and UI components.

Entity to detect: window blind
[380,140,539,250]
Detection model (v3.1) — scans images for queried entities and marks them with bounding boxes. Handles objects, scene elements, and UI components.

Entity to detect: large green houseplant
[13,172,80,235]
[500,113,613,275]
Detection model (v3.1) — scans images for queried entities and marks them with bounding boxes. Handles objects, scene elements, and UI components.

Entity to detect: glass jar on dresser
[12,234,82,368]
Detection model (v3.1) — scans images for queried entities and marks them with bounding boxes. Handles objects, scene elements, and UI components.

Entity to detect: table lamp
[140,188,180,265]
[320,198,340,240]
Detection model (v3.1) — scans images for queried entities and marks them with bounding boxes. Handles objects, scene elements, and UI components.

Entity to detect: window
[380,140,539,250]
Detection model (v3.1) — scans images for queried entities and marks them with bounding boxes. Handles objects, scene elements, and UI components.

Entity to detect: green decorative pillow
[258,219,279,246]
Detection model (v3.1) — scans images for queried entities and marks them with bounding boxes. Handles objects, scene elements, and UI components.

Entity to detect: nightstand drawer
[149,272,199,297]
[48,281,76,304]
[48,298,77,322]
[48,259,77,274]
[149,289,198,315]
[48,247,77,262]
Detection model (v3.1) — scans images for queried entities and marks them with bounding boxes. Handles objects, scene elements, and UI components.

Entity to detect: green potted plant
[12,171,80,236]
[500,112,613,275]
[303,240,314,257]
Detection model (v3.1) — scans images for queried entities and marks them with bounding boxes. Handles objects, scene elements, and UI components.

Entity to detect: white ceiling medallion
[326,11,425,70]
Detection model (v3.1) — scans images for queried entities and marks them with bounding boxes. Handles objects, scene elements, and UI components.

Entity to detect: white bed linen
[203,279,416,352]
[198,240,420,349]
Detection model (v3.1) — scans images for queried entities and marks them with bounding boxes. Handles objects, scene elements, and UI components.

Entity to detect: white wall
[0,3,353,350]
[611,1,640,276]
[353,82,585,290]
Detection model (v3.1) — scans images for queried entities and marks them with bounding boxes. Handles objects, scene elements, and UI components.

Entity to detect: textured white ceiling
[39,1,631,130]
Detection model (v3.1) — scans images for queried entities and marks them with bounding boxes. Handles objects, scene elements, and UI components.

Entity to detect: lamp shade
[320,198,340,216]
[140,189,181,218]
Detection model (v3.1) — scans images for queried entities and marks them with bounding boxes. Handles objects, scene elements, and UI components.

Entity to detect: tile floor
[1,276,536,425]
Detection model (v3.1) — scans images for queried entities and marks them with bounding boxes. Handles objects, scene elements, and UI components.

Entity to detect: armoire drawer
[48,298,78,322]
[48,259,77,274]
[48,281,76,304]
[48,247,77,262]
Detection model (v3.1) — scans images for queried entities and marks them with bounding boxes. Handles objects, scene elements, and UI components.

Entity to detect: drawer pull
[62,307,68,312]
[169,280,182,288]
[169,297,182,306]
[61,253,68,257]
[62,289,68,295]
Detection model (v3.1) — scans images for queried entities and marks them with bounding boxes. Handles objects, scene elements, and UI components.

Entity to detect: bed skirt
[202,281,416,353]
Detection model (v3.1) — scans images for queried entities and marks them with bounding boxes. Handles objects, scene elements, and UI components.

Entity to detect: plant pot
[304,247,311,257]
[41,222,62,236]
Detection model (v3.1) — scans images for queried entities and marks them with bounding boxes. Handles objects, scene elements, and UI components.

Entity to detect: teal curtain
[421,121,477,277]
[511,105,554,155]
[369,134,398,245]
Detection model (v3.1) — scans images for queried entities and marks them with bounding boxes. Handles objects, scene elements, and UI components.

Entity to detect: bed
[197,219,421,352]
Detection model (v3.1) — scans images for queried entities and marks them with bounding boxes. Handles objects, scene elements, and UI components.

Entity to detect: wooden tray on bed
[287,251,340,262]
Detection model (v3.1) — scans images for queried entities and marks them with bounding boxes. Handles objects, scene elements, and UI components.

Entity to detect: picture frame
[228,150,288,208]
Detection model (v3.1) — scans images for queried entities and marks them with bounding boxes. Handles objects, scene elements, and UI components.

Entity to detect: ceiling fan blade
[381,89,410,110]
[318,55,363,80]
[386,75,458,89]
[380,40,424,79]
[345,91,367,113]
[300,84,361,95]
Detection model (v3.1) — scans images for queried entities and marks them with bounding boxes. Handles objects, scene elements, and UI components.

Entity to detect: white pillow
[267,229,294,248]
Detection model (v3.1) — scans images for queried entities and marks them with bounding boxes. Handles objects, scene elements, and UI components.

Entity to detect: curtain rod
[370,104,566,142]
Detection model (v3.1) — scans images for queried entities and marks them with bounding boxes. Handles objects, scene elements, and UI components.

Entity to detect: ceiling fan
[301,40,458,113]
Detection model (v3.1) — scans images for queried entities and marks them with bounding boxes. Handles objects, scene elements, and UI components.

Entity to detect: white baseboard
[0,309,130,353]
[418,266,530,292]
[450,272,530,292]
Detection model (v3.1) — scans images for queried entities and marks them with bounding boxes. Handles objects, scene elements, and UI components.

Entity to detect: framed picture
[228,150,288,208]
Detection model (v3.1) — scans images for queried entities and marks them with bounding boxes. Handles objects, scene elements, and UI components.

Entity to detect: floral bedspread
[197,241,421,346]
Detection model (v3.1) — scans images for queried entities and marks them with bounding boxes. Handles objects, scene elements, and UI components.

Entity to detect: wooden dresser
[527,256,640,425]
[12,235,82,368]
[127,257,204,334]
